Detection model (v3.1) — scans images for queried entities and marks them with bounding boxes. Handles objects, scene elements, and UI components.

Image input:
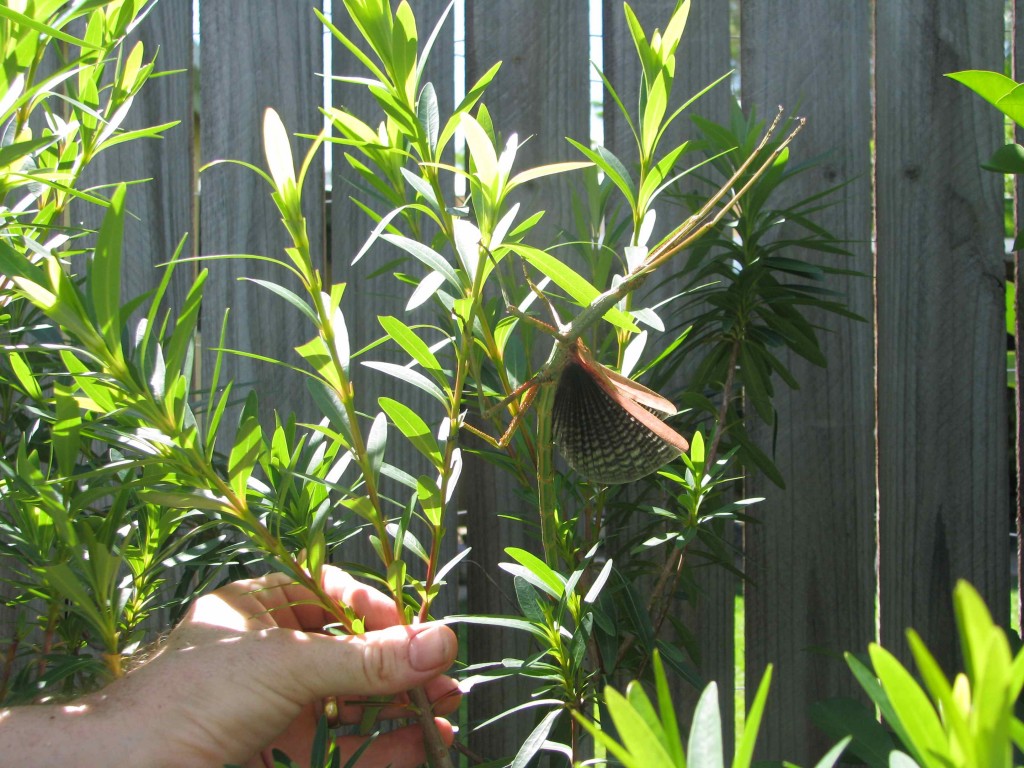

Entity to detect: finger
[335,718,455,768]
[279,566,401,632]
[321,566,402,631]
[274,622,458,700]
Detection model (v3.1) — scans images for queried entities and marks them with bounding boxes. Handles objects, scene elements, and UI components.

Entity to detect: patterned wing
[551,359,685,485]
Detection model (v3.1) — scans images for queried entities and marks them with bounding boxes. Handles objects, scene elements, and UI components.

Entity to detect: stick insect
[471,110,805,485]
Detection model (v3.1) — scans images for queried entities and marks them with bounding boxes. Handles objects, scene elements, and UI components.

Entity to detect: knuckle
[360,637,398,688]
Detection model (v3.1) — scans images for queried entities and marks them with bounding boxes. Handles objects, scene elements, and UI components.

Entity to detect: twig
[408,685,453,768]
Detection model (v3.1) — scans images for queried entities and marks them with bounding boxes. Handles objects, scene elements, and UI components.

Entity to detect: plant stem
[408,685,454,768]
[648,337,739,624]
[614,338,741,671]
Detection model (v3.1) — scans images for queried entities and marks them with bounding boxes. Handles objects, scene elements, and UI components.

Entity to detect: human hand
[97,565,460,767]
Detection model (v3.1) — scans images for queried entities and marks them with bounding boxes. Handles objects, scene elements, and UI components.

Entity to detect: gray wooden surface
[602,0,737,752]
[741,1,877,761]
[198,0,325,427]
[329,0,460,616]
[875,0,1009,671]
[462,2,590,760]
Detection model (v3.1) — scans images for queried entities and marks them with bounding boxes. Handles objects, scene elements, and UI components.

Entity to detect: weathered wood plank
[875,0,1008,676]
[462,1,589,760]
[77,0,194,312]
[603,0,736,751]
[740,0,875,761]
[328,1,458,615]
[199,0,324,425]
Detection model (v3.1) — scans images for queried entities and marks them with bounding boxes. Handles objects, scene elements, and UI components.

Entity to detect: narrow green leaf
[810,697,897,767]
[887,752,921,768]
[91,183,126,346]
[242,278,318,325]
[417,81,439,154]
[43,563,109,637]
[229,392,263,498]
[809,737,852,768]
[868,644,948,765]
[906,630,970,755]
[0,5,103,49]
[378,316,448,388]
[460,112,500,189]
[688,682,724,768]
[583,558,614,604]
[366,412,387,482]
[606,686,676,766]
[507,160,593,189]
[566,138,637,207]
[8,351,41,399]
[361,361,448,405]
[500,563,561,601]
[505,547,565,597]
[380,233,461,290]
[511,709,562,768]
[330,302,351,377]
[734,665,772,768]
[641,71,669,160]
[263,107,296,189]
[513,577,547,623]
[415,475,443,527]
[511,244,638,332]
[379,396,442,467]
[307,377,353,444]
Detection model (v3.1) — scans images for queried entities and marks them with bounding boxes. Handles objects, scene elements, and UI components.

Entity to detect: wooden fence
[76,0,1011,763]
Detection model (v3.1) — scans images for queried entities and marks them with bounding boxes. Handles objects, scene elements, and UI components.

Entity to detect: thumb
[286,623,457,699]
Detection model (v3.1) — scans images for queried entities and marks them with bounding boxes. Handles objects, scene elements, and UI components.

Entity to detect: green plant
[0,0,186,695]
[573,650,850,768]
[814,581,1024,767]
[0,1,858,765]
[654,102,860,486]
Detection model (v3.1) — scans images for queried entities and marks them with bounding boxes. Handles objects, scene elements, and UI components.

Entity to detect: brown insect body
[551,341,689,485]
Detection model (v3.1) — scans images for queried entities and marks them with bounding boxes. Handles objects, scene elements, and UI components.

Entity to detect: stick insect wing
[551,340,688,485]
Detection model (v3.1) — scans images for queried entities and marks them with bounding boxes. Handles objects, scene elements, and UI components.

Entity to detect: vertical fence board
[463,1,589,760]
[199,1,324,425]
[328,1,459,614]
[740,1,875,760]
[602,0,736,749]
[876,0,1008,671]
[77,0,194,310]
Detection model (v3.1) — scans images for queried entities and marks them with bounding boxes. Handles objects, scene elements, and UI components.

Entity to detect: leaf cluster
[574,651,849,768]
[815,582,1024,768]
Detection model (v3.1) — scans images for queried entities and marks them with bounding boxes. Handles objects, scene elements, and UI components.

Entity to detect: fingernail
[409,625,453,671]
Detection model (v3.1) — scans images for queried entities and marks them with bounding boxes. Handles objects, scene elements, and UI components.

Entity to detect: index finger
[323,566,403,631]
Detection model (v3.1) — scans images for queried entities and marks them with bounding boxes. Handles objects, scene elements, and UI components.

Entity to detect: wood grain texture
[76,0,194,313]
[875,0,1009,667]
[741,1,875,761]
[328,1,458,616]
[602,0,736,751]
[462,1,589,760]
[466,0,589,247]
[199,1,324,425]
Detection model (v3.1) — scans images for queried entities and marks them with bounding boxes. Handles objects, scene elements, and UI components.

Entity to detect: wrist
[0,687,158,768]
